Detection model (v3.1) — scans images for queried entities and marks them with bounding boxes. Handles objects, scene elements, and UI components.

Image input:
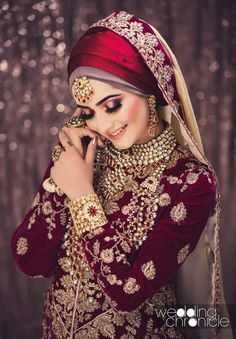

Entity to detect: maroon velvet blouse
[11,140,216,338]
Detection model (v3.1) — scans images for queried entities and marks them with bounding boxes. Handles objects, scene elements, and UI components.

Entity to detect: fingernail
[92,136,97,145]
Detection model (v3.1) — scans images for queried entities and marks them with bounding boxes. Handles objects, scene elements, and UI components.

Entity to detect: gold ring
[52,145,64,162]
[65,116,86,128]
[65,140,73,148]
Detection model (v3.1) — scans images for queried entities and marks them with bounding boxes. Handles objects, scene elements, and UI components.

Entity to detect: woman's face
[73,79,152,150]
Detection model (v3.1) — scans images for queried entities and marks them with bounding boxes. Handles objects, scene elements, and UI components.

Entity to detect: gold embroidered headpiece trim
[72,76,94,103]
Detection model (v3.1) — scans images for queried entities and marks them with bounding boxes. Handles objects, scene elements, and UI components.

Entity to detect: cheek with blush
[120,97,144,125]
[124,96,149,129]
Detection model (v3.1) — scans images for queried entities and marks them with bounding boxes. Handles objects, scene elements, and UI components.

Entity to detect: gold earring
[65,116,86,128]
[147,95,159,138]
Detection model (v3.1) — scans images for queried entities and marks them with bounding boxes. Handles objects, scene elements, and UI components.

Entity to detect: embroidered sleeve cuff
[68,193,108,237]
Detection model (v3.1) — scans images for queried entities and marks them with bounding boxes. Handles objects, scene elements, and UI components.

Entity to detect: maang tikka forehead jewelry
[72,76,94,103]
[147,95,159,138]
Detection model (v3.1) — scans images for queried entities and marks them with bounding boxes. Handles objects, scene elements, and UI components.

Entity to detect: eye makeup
[77,96,122,120]
[78,108,94,121]
[104,98,122,113]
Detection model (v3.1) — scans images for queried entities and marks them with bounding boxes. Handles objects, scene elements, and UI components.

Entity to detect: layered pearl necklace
[95,124,177,198]
[104,124,176,167]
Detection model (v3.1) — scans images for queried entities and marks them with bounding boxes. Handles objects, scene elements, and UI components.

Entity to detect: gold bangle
[68,193,108,236]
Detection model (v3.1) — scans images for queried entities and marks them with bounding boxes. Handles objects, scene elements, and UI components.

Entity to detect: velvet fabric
[11,141,216,338]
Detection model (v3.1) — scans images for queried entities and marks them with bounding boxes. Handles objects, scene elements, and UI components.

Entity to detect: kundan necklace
[94,124,177,198]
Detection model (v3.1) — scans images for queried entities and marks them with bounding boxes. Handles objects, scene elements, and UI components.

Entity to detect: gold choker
[103,124,176,167]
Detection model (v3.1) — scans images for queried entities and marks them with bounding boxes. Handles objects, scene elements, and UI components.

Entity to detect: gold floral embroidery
[27,189,69,238]
[27,215,36,230]
[42,200,53,215]
[58,257,72,273]
[177,244,190,264]
[186,172,199,185]
[31,192,40,208]
[107,274,122,286]
[123,277,140,294]
[16,237,28,255]
[166,146,191,170]
[170,202,187,224]
[158,193,171,207]
[167,175,182,185]
[45,217,56,240]
[181,167,207,192]
[100,248,114,263]
[93,239,100,256]
[141,260,156,280]
[103,200,120,215]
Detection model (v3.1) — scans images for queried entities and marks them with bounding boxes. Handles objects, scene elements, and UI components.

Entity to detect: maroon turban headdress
[68,28,167,106]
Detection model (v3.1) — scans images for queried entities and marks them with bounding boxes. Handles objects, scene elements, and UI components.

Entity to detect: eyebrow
[77,94,121,109]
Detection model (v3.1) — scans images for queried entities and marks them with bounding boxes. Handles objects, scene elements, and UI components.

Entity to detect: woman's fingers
[58,130,76,152]
[62,126,105,148]
[61,127,84,155]
[85,136,97,166]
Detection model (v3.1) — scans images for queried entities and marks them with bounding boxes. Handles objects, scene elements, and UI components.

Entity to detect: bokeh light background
[0,0,235,338]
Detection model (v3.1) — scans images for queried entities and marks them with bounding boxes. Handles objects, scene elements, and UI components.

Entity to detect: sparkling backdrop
[1,1,235,338]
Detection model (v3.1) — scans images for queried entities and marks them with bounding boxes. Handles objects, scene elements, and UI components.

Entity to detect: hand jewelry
[65,116,86,128]
[65,140,74,148]
[52,145,64,162]
[68,193,108,236]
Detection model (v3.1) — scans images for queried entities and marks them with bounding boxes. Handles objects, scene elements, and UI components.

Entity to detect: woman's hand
[50,114,105,201]
[61,124,105,159]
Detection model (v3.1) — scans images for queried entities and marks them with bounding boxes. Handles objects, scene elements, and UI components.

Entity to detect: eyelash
[105,99,122,113]
[79,99,122,121]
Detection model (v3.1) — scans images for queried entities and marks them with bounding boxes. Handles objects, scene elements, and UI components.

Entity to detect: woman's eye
[79,110,94,120]
[105,99,122,113]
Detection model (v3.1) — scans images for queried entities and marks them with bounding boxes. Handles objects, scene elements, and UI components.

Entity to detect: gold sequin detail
[177,244,190,264]
[141,260,156,280]
[16,237,28,255]
[170,202,187,224]
[123,277,140,294]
